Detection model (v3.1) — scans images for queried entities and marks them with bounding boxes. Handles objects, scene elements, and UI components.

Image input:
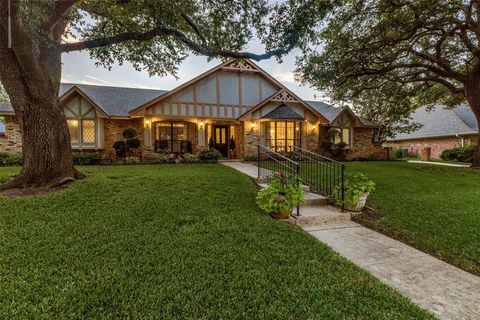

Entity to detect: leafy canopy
[290,0,480,138]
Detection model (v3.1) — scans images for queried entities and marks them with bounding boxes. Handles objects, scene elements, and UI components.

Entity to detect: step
[302,192,329,206]
[293,205,351,227]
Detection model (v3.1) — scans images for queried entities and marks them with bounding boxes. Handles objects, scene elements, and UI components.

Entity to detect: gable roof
[262,104,303,120]
[390,105,478,141]
[0,84,168,117]
[306,100,377,127]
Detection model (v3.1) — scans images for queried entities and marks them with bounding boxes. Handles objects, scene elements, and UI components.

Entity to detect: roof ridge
[61,82,168,91]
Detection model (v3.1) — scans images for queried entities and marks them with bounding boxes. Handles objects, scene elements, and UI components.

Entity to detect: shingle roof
[305,100,343,122]
[262,103,303,119]
[390,105,478,141]
[0,83,168,117]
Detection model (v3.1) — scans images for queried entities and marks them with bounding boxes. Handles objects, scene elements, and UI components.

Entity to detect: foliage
[347,161,480,275]
[0,85,7,104]
[243,156,258,162]
[122,128,137,139]
[72,152,103,165]
[113,128,141,157]
[441,144,476,163]
[332,173,375,207]
[124,156,141,165]
[125,138,141,150]
[199,148,222,161]
[0,165,432,318]
[393,148,404,159]
[229,137,236,151]
[112,141,126,156]
[0,152,23,166]
[256,173,304,214]
[321,128,347,160]
[182,153,200,164]
[291,0,480,161]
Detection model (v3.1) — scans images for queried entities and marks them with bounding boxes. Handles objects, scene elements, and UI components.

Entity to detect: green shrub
[122,128,137,139]
[244,156,258,162]
[440,144,476,163]
[0,152,23,166]
[332,173,375,206]
[182,153,200,163]
[256,173,304,214]
[393,148,403,159]
[149,153,174,164]
[73,152,103,165]
[331,141,347,161]
[113,141,126,156]
[126,138,141,149]
[124,156,141,164]
[199,148,222,161]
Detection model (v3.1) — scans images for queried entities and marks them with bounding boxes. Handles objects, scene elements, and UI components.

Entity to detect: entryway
[213,125,229,157]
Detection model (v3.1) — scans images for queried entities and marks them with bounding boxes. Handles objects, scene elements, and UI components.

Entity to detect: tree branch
[180,13,206,44]
[42,0,78,32]
[60,26,289,61]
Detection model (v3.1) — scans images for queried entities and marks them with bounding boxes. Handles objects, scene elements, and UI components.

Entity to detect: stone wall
[244,121,261,158]
[0,115,22,154]
[385,135,478,160]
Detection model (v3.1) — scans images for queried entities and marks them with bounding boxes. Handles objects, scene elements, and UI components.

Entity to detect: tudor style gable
[130,59,280,120]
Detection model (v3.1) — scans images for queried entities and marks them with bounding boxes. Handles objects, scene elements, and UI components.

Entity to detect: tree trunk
[0,46,82,191]
[464,69,480,168]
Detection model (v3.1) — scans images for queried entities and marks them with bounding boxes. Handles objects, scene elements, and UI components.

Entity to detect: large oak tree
[0,0,325,190]
[293,0,480,166]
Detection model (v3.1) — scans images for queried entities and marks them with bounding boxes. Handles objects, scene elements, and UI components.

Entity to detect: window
[333,127,351,146]
[67,118,96,145]
[155,121,190,153]
[265,121,301,152]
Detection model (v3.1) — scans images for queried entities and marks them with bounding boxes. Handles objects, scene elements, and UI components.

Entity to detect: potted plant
[256,172,304,219]
[332,173,375,212]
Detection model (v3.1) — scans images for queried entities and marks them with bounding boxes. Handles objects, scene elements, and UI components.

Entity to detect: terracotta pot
[345,192,369,212]
[270,211,291,219]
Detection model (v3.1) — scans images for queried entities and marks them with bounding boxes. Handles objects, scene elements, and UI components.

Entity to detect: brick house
[385,105,478,160]
[0,59,384,160]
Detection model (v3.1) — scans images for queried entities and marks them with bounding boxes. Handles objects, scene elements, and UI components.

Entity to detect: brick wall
[385,134,478,160]
[0,115,22,154]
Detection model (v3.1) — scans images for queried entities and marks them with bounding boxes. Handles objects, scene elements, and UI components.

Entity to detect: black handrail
[290,146,345,211]
[257,145,300,216]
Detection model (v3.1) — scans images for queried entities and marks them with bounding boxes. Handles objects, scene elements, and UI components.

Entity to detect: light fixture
[145,119,151,128]
[199,121,204,129]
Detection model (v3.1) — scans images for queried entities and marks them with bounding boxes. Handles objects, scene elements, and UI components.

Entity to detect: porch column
[197,122,206,147]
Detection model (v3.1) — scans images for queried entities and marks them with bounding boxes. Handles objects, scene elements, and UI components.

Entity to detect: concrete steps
[293,205,351,227]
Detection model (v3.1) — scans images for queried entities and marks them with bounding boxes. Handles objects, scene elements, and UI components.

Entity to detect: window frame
[67,117,97,147]
[333,126,352,147]
[155,121,190,153]
[265,121,301,153]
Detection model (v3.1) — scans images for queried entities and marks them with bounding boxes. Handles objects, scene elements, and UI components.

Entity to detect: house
[0,59,385,160]
[385,105,479,160]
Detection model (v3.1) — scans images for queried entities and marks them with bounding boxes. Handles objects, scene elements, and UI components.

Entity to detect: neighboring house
[385,105,479,160]
[0,59,384,160]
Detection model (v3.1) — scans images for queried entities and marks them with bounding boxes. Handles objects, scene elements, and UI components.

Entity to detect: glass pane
[221,128,226,144]
[295,122,301,140]
[82,120,95,144]
[157,123,171,140]
[172,123,186,140]
[333,128,341,144]
[215,128,220,143]
[67,119,79,144]
[342,128,350,145]
[286,122,294,140]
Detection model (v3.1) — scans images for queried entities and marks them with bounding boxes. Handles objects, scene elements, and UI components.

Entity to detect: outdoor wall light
[199,121,204,129]
[145,120,151,128]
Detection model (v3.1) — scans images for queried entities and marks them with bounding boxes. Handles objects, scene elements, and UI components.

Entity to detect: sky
[61,48,324,101]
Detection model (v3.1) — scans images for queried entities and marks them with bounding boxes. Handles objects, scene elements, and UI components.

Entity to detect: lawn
[0,165,432,319]
[346,161,480,275]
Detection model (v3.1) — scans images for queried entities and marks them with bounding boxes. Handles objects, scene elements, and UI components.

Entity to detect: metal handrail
[290,146,345,211]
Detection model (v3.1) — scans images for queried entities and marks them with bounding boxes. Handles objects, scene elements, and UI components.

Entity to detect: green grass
[346,161,480,275]
[0,165,432,319]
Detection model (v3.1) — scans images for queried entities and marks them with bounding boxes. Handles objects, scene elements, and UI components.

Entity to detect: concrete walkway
[223,161,480,319]
[306,222,480,320]
[408,160,470,167]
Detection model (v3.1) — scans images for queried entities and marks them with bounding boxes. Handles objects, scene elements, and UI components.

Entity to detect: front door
[213,125,229,157]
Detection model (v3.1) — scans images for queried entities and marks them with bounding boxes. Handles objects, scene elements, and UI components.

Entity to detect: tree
[293,0,480,167]
[0,0,305,190]
[0,84,6,104]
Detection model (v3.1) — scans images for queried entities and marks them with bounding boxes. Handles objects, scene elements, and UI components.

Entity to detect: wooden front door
[213,125,229,157]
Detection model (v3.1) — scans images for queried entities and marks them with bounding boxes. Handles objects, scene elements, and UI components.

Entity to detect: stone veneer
[103,118,145,158]
[0,115,22,153]
[385,134,478,160]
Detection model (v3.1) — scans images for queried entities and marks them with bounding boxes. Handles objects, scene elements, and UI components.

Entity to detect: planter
[345,192,369,212]
[270,211,291,219]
